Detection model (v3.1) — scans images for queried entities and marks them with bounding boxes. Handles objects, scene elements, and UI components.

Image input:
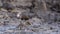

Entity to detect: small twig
[41,0,47,11]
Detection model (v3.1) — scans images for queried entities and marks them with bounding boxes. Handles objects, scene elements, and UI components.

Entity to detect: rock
[2,3,15,10]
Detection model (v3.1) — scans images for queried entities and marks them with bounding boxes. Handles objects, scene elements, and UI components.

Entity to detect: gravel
[0,0,60,34]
